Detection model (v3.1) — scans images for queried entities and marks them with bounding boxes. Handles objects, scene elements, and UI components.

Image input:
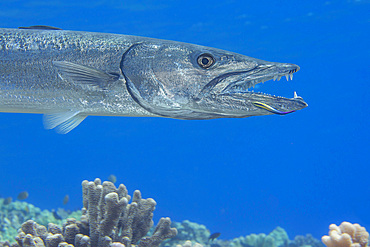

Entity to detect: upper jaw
[221,63,300,94]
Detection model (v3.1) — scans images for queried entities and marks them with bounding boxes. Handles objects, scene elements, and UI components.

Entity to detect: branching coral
[0,178,177,247]
[322,222,369,247]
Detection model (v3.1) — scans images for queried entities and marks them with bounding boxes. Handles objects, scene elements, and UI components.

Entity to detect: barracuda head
[121,40,307,119]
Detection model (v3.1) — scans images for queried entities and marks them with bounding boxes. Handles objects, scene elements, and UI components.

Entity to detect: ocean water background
[0,0,369,241]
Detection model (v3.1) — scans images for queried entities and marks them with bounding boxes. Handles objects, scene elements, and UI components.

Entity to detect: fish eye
[197,53,215,69]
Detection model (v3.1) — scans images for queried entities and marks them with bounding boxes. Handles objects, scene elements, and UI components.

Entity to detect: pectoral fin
[43,111,87,134]
[53,61,120,90]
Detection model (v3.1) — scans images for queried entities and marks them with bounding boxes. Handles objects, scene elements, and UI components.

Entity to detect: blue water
[0,0,369,241]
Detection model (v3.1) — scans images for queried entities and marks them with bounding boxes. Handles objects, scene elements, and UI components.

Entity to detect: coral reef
[0,178,332,247]
[230,227,289,247]
[163,220,209,246]
[322,222,369,247]
[165,222,325,247]
[176,240,203,247]
[167,225,294,247]
[0,205,327,247]
[0,198,80,243]
[289,234,324,247]
[0,178,177,247]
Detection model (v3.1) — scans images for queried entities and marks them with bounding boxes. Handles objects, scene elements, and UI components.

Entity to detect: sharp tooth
[290,74,293,80]
[293,91,303,99]
[273,75,278,81]
[285,75,289,81]
[277,75,282,81]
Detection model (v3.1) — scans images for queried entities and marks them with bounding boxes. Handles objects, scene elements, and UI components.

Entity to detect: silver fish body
[0,28,149,116]
[0,28,307,133]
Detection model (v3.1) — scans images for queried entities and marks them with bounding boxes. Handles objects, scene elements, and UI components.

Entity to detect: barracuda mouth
[226,66,299,94]
[201,63,301,99]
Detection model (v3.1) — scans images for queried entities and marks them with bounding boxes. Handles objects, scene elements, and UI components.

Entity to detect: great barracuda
[0,26,307,134]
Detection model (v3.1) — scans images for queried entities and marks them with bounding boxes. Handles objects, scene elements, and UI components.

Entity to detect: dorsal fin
[18,25,62,30]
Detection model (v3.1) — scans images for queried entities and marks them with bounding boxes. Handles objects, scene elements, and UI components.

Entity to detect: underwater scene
[0,0,369,247]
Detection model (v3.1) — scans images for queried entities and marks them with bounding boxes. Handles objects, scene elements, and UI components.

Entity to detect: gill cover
[121,42,220,119]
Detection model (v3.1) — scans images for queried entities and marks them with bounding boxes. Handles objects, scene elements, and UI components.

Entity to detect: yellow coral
[322,222,369,247]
